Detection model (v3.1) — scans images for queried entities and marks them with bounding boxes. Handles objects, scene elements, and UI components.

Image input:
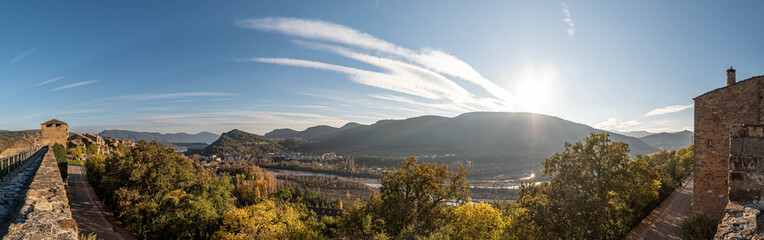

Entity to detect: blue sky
[1,1,763,134]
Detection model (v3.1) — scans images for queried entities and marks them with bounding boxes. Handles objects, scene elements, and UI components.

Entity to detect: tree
[517,133,660,239]
[336,156,470,238]
[213,200,323,240]
[232,165,277,206]
[88,140,234,239]
[450,202,505,240]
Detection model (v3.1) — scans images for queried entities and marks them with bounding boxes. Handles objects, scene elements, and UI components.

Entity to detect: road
[623,174,694,240]
[68,164,135,240]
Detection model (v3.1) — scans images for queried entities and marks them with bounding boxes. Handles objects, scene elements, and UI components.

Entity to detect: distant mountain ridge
[639,130,693,151]
[612,130,655,138]
[265,122,365,141]
[265,112,659,155]
[98,130,220,144]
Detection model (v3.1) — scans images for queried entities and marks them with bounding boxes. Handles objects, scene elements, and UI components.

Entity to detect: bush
[52,143,67,181]
[681,217,719,240]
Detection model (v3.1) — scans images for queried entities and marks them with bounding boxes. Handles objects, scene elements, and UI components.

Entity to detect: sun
[515,64,558,113]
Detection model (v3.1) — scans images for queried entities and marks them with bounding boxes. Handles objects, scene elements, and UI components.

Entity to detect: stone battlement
[3,147,77,240]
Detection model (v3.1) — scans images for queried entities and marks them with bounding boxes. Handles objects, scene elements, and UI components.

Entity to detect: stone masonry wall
[3,147,77,240]
[694,75,764,220]
[41,124,68,146]
[713,125,764,239]
[728,125,764,204]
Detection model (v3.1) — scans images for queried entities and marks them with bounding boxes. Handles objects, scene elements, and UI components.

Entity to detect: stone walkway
[0,149,44,236]
[68,164,135,240]
[623,174,694,240]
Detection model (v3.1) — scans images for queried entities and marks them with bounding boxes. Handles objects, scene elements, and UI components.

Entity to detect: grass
[69,160,85,165]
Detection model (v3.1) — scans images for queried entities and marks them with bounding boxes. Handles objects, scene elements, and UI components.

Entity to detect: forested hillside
[267,112,658,155]
[99,129,219,144]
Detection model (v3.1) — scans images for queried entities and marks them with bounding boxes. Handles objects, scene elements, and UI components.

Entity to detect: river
[269,168,531,190]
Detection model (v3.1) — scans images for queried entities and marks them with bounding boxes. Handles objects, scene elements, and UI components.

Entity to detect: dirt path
[623,174,694,240]
[68,164,136,240]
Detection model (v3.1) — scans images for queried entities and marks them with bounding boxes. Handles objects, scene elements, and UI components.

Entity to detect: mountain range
[98,130,220,144]
[638,130,693,151]
[265,112,660,155]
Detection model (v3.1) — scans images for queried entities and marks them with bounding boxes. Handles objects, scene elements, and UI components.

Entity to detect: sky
[1,1,763,135]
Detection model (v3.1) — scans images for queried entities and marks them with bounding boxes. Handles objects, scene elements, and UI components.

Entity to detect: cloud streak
[561,3,575,37]
[36,76,65,86]
[644,104,693,117]
[105,92,236,101]
[2,46,40,69]
[51,80,97,91]
[235,17,516,113]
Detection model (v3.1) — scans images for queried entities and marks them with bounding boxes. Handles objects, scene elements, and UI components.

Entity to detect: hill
[98,130,219,144]
[205,129,284,156]
[0,130,40,141]
[611,130,655,138]
[266,112,659,155]
[639,130,693,151]
[264,122,366,141]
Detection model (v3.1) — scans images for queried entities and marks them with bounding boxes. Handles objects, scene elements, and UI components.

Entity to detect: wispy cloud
[105,92,236,101]
[594,118,641,131]
[235,17,516,114]
[51,80,97,91]
[561,3,575,37]
[36,76,65,86]
[597,103,693,132]
[2,46,40,69]
[644,104,693,117]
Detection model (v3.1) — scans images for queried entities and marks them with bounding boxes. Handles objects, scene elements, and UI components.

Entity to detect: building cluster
[40,118,135,155]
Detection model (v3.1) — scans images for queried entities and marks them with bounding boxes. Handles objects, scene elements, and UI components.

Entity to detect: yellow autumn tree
[213,200,322,240]
[450,202,505,239]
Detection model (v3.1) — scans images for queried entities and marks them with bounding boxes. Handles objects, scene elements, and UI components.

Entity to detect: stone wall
[41,123,68,147]
[694,75,764,220]
[714,202,762,239]
[713,125,764,239]
[728,125,764,204]
[3,147,77,240]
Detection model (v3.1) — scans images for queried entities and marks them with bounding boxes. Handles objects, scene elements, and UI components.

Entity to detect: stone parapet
[714,202,764,239]
[3,147,77,240]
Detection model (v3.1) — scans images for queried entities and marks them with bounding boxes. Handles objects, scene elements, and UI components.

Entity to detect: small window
[707,140,712,147]
[46,124,52,127]
[56,124,61,127]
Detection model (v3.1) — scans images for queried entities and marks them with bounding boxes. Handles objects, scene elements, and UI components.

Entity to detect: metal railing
[0,146,44,179]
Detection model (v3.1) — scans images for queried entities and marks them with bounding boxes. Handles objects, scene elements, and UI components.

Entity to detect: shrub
[52,143,67,181]
[681,217,719,240]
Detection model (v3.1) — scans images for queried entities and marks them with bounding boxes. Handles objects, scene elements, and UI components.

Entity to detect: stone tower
[41,118,68,146]
[694,68,764,220]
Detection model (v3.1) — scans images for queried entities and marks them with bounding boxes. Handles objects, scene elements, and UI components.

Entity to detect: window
[56,124,61,127]
[46,124,52,127]
[707,140,712,147]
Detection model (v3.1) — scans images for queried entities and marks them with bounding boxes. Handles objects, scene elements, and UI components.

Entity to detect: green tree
[336,157,469,239]
[517,133,660,239]
[88,140,234,239]
[86,144,99,155]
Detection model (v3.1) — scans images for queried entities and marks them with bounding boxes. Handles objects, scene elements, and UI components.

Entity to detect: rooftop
[40,118,67,126]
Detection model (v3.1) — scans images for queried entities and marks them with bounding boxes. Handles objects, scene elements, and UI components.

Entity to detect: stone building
[693,67,764,220]
[40,118,68,146]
